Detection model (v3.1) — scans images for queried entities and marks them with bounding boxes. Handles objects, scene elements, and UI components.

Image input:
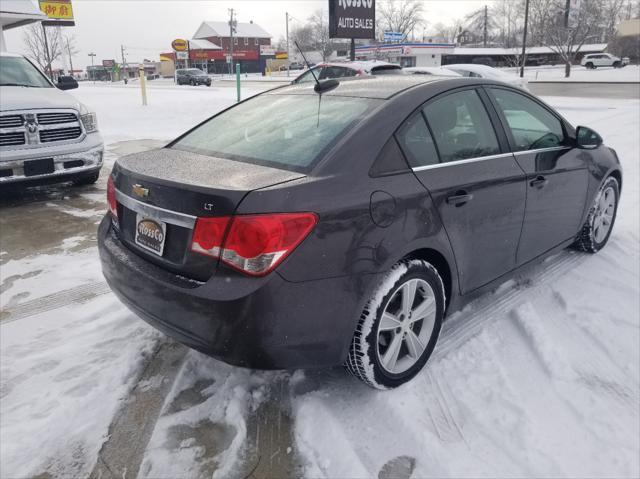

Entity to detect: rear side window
[490,88,565,151]
[422,90,500,163]
[395,113,439,168]
[172,94,377,172]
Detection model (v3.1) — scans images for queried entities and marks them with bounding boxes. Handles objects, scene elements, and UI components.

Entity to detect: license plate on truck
[135,215,166,256]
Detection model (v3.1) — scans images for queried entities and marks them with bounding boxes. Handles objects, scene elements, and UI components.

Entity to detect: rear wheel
[573,176,619,253]
[345,259,445,390]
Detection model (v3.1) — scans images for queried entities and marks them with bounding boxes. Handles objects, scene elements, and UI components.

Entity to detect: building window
[234,37,238,46]
[244,37,248,46]
[254,38,259,45]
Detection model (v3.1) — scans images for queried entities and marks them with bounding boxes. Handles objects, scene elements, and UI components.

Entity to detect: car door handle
[446,191,473,206]
[530,176,549,189]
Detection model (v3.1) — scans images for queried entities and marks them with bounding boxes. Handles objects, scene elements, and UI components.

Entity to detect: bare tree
[23,24,64,76]
[534,0,606,77]
[378,0,425,41]
[492,0,525,48]
[428,19,465,43]
[307,9,335,61]
[291,24,316,52]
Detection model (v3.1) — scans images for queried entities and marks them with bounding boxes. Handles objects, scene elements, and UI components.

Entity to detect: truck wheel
[573,176,619,253]
[345,259,445,390]
[73,171,100,186]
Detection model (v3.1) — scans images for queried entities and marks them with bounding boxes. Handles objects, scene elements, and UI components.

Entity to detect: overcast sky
[4,0,492,69]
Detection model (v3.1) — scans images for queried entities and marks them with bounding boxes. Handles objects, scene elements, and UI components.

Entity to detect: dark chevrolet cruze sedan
[99,76,622,389]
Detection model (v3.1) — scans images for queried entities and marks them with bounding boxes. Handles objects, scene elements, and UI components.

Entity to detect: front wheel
[345,259,445,390]
[613,61,621,68]
[586,62,595,69]
[573,176,619,253]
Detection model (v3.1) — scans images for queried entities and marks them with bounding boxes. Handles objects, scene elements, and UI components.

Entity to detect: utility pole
[228,8,236,76]
[520,0,530,78]
[286,11,290,77]
[483,4,488,47]
[66,37,74,77]
[88,52,96,82]
[120,44,127,82]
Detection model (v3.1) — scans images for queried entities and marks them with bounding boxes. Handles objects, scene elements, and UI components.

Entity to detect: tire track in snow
[435,251,587,360]
[0,282,111,324]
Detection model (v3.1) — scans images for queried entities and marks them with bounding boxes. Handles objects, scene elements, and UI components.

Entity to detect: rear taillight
[191,212,317,276]
[107,175,118,220]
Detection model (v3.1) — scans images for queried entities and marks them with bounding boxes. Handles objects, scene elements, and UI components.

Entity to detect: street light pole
[228,8,235,76]
[88,52,96,83]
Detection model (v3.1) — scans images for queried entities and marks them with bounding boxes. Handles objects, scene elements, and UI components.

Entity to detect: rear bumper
[98,215,378,369]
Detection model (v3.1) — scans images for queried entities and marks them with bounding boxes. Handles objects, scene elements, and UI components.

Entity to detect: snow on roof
[188,38,222,50]
[193,21,271,40]
[1,0,46,30]
[452,43,608,56]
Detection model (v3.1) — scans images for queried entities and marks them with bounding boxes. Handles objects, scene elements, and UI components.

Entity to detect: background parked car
[444,63,529,90]
[175,68,212,86]
[292,61,402,84]
[404,66,462,77]
[580,53,628,69]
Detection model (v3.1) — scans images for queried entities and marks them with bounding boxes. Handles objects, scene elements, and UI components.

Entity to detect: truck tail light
[191,212,317,276]
[107,175,118,220]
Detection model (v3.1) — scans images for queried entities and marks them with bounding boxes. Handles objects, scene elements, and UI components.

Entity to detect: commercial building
[0,0,46,51]
[161,20,273,75]
[356,42,609,68]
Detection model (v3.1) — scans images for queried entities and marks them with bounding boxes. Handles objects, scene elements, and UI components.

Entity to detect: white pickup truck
[0,52,103,188]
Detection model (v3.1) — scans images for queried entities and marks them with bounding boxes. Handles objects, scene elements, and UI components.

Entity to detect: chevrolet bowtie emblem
[132,184,149,198]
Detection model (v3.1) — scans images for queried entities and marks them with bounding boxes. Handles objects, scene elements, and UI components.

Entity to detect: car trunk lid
[112,148,305,281]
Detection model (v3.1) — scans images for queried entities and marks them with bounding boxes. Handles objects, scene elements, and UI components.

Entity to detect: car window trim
[411,152,514,172]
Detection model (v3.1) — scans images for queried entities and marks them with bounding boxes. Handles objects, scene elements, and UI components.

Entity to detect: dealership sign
[39,0,74,26]
[171,39,188,52]
[329,0,375,39]
[102,59,115,68]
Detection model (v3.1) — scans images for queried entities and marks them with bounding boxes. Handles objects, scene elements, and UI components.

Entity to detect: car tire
[73,171,100,186]
[573,176,619,253]
[586,62,595,69]
[345,259,445,390]
[190,79,196,86]
[613,61,621,68]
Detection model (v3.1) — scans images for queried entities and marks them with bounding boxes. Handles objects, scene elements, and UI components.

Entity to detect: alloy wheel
[376,278,437,375]
[594,186,616,243]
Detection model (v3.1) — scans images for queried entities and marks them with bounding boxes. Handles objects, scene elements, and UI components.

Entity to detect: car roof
[269,75,464,100]
[404,66,462,77]
[0,52,25,58]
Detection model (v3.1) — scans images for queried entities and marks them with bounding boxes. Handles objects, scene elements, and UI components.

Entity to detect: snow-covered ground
[504,64,640,82]
[1,84,638,478]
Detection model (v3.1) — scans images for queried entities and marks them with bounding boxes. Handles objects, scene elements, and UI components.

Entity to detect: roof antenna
[295,41,339,94]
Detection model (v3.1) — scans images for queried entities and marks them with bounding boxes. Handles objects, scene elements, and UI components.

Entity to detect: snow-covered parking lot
[1,82,639,478]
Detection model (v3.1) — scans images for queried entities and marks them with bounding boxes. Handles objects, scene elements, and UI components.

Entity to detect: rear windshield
[172,94,378,172]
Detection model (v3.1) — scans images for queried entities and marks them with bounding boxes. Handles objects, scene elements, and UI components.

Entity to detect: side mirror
[576,126,602,149]
[57,76,78,90]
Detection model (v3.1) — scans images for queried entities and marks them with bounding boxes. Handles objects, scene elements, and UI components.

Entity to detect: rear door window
[489,88,565,151]
[395,113,439,168]
[172,94,378,172]
[422,89,500,163]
